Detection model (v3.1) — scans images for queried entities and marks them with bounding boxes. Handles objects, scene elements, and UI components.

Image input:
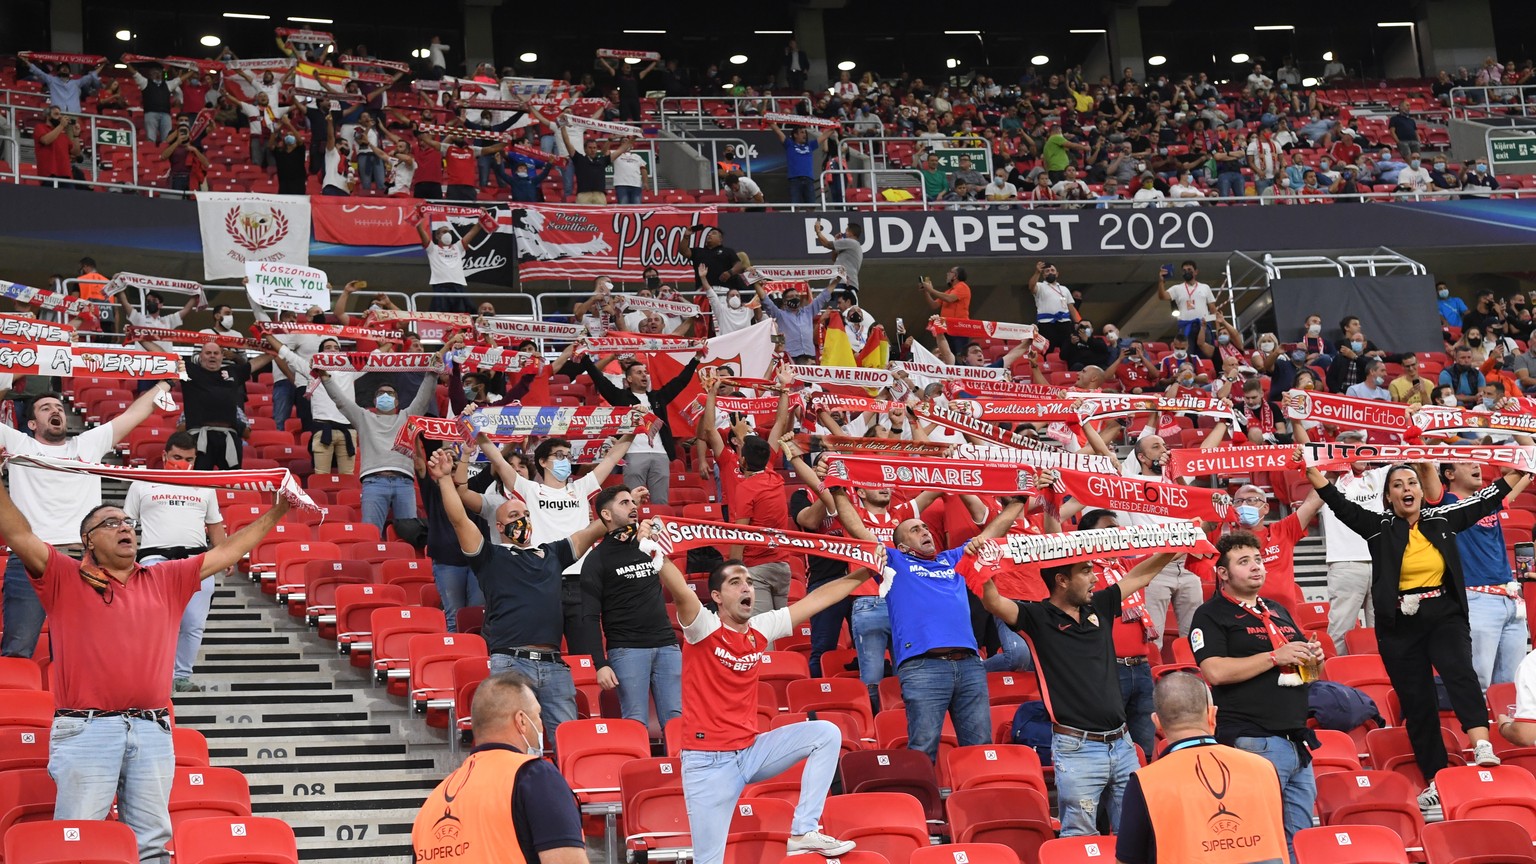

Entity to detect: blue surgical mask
[1350,340,1364,353]
[551,458,573,481]
[1217,333,1231,345]
[1477,164,1488,174]
[374,393,396,413]
[463,387,478,402]
[1319,160,1329,169]
[1483,397,1497,410]
[284,135,297,146]
[1236,504,1263,527]
[1434,163,1446,172]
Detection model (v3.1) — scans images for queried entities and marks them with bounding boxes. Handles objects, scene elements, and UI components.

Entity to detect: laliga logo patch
[224,204,290,253]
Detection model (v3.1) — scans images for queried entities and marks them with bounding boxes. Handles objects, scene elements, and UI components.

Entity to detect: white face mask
[726,294,742,310]
[1259,341,1276,352]
[518,711,544,758]
[219,315,234,329]
[1307,324,1321,336]
[1441,395,1457,407]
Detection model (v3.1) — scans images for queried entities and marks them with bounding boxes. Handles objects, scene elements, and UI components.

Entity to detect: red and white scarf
[1044,468,1238,522]
[253,322,401,343]
[944,379,1063,400]
[810,393,895,416]
[565,114,643,138]
[1167,446,1299,477]
[365,309,477,329]
[957,522,1215,595]
[780,364,895,390]
[0,343,180,379]
[911,402,1045,449]
[125,326,261,351]
[1283,389,1416,436]
[622,294,700,319]
[889,359,1009,384]
[952,443,1118,475]
[0,279,101,321]
[21,52,106,65]
[762,112,841,129]
[597,49,661,61]
[1304,441,1536,474]
[822,453,1038,495]
[1097,559,1158,642]
[650,516,886,573]
[746,265,846,283]
[103,272,207,305]
[577,336,707,357]
[338,56,410,73]
[477,317,584,342]
[458,404,656,444]
[0,314,72,345]
[1223,590,1307,686]
[449,346,542,375]
[929,317,1037,342]
[3,453,320,516]
[798,435,953,457]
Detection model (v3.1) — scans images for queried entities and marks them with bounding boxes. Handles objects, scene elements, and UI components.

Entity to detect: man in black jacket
[572,485,681,726]
[581,352,702,505]
[183,341,251,470]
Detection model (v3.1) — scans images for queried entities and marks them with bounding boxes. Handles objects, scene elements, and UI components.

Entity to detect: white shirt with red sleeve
[679,606,791,751]
[1515,649,1536,723]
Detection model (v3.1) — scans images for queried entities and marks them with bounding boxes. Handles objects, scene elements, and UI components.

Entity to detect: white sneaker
[1474,739,1502,766]
[1417,781,1440,810]
[786,831,857,857]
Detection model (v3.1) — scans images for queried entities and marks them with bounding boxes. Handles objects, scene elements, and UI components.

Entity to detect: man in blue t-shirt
[772,120,834,205]
[830,489,1025,761]
[1438,281,1469,329]
[1430,461,1526,689]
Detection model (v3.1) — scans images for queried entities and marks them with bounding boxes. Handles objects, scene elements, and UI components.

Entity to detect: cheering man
[981,541,1177,835]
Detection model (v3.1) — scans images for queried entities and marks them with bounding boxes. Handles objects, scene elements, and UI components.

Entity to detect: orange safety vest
[411,747,535,864]
[76,273,109,302]
[1137,742,1288,864]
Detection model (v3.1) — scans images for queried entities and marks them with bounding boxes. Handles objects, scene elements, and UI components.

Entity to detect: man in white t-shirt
[124,433,226,692]
[1027,260,1076,353]
[704,265,757,336]
[1317,430,1388,653]
[723,173,764,205]
[225,86,290,171]
[250,305,326,432]
[0,383,171,657]
[118,290,199,354]
[612,148,647,205]
[416,214,487,315]
[320,115,353,196]
[1157,261,1219,347]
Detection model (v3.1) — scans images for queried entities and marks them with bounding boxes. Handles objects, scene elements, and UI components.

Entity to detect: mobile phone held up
[1516,542,1535,580]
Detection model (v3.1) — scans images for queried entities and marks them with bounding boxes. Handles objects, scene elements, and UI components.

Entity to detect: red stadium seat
[1435,765,1536,837]
[1037,835,1117,864]
[786,678,875,742]
[838,749,945,825]
[741,759,807,811]
[451,656,491,756]
[318,522,382,545]
[910,844,1020,864]
[1366,726,1465,791]
[757,652,810,712]
[369,606,447,686]
[556,718,652,812]
[1314,770,1424,852]
[0,690,53,729]
[351,541,418,569]
[171,816,299,864]
[1311,729,1364,776]
[878,677,905,713]
[819,792,930,864]
[1345,628,1379,655]
[3,819,138,864]
[1422,819,1536,864]
[723,797,796,864]
[334,584,408,662]
[1293,825,1409,864]
[0,727,49,772]
[985,671,1040,706]
[407,632,487,718]
[302,560,375,631]
[945,787,1055,863]
[168,767,251,831]
[620,757,690,857]
[771,854,890,864]
[0,659,42,691]
[944,744,1049,798]
[271,541,343,608]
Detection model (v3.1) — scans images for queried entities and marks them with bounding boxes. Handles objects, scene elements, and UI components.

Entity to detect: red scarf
[125,325,261,350]
[1283,389,1416,437]
[253,322,401,343]
[1098,560,1157,641]
[928,317,1037,342]
[1045,468,1238,522]
[1168,446,1299,477]
[1304,441,1536,473]
[4,453,320,515]
[0,343,179,379]
[650,516,886,573]
[911,402,1044,448]
[957,522,1216,595]
[822,453,1038,495]
[0,314,73,345]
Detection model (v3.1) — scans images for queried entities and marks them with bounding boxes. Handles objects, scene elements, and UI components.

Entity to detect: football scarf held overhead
[1167,446,1300,477]
[124,326,261,351]
[1044,468,1238,522]
[911,402,1045,449]
[414,121,519,144]
[956,522,1216,595]
[1406,405,1536,438]
[958,398,1083,424]
[2,452,321,516]
[929,317,1037,342]
[0,343,180,379]
[680,393,798,429]
[622,294,700,319]
[943,379,1063,400]
[20,52,106,65]
[564,114,643,138]
[1282,389,1416,436]
[338,56,411,73]
[597,48,661,61]
[780,364,895,390]
[0,279,100,320]
[477,317,585,341]
[649,516,886,574]
[365,309,476,329]
[889,360,1009,384]
[1069,391,1238,423]
[103,272,207,304]
[810,393,896,416]
[762,112,841,129]
[746,265,846,283]
[952,443,1119,475]
[576,336,708,357]
[448,346,543,375]
[797,435,953,457]
[251,321,401,343]
[310,352,444,373]
[459,405,656,443]
[822,453,1039,495]
[1302,441,1536,474]
[0,314,72,345]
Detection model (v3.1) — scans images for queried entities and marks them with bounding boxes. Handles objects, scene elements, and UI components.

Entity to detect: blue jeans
[144,111,172,145]
[50,714,175,863]
[175,575,216,680]
[614,185,642,205]
[896,654,991,762]
[1467,590,1526,690]
[808,591,853,677]
[851,597,890,709]
[1052,731,1139,836]
[1216,171,1245,198]
[1118,663,1156,759]
[788,176,816,204]
[607,645,683,727]
[357,152,386,192]
[361,472,418,538]
[983,616,1033,672]
[271,378,298,431]
[1235,735,1316,862]
[489,654,578,751]
[681,720,842,864]
[432,562,484,633]
[1,553,44,658]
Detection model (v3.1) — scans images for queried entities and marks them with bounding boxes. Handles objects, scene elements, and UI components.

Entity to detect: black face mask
[311,313,326,324]
[1183,270,1196,282]
[845,310,863,324]
[146,301,161,314]
[645,276,661,290]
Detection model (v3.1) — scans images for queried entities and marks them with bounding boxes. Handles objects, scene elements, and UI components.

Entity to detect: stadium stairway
[169,575,450,863]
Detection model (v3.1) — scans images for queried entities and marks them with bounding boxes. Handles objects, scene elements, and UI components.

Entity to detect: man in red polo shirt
[729,436,795,617]
[1108,339,1160,394]
[0,479,290,863]
[441,131,505,202]
[659,532,878,864]
[33,104,76,185]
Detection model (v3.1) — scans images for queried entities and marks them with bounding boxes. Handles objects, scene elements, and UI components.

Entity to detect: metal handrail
[676,135,754,193]
[658,95,814,131]
[1450,85,1536,122]
[0,92,139,187]
[819,168,928,210]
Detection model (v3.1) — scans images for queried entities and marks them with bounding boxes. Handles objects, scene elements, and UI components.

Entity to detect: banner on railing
[511,204,718,281]
[196,192,311,280]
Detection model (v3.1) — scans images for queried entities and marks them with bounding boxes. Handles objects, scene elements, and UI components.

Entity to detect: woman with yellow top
[1307,460,1533,810]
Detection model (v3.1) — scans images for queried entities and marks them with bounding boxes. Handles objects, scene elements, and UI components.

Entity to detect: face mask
[1043,273,1057,283]
[1217,333,1230,345]
[463,387,478,402]
[1434,163,1446,172]
[503,515,533,546]
[1182,270,1195,282]
[846,310,863,324]
[1178,374,1195,386]
[1350,340,1364,353]
[1442,395,1457,407]
[284,135,297,146]
[1483,397,1497,410]
[219,315,234,329]
[1375,376,1386,387]
[1173,349,1188,360]
[1307,324,1321,336]
[1478,164,1488,173]
[1259,341,1276,353]
[1105,330,1118,342]
[645,276,661,290]
[726,294,742,310]
[374,393,397,413]
[163,457,193,471]
[1438,289,1450,299]
[1236,504,1263,527]
[1320,160,1330,169]
[1410,160,1421,168]
[311,313,326,324]
[550,458,573,481]
[1468,337,1483,347]
[1290,349,1307,363]
[146,300,161,314]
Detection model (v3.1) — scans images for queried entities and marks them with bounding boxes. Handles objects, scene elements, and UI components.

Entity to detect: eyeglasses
[88,517,138,533]
[1234,496,1266,506]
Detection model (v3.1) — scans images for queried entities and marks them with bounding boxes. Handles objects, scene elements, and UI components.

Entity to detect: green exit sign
[1489,136,1536,173]
[94,128,132,147]
[930,147,991,176]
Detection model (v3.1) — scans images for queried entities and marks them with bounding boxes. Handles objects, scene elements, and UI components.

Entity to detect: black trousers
[1037,320,1074,356]
[1378,591,1488,782]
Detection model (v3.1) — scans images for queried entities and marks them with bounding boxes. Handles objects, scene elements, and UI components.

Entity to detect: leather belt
[1115,656,1148,666]
[1052,723,1128,742]
[494,648,565,664]
[56,708,170,720]
[923,648,977,661]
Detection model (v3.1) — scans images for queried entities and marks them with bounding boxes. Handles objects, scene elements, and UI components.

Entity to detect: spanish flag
[821,310,889,395]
